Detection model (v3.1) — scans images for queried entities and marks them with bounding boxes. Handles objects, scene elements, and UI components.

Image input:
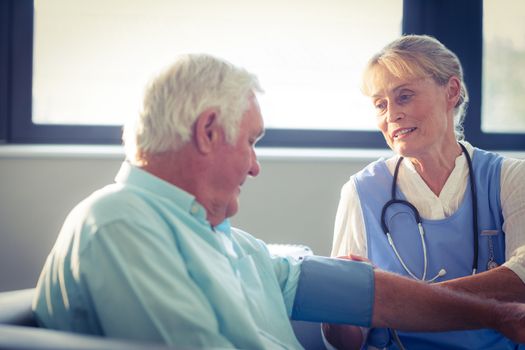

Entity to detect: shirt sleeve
[229,228,304,317]
[331,179,368,258]
[268,251,303,316]
[78,219,235,348]
[500,157,525,283]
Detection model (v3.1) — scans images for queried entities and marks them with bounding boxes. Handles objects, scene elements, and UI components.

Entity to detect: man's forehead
[252,107,265,139]
[242,96,264,128]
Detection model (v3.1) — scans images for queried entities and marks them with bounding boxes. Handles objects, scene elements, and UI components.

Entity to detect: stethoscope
[380,143,479,283]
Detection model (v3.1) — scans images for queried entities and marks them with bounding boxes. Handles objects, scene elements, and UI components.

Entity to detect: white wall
[0,147,378,292]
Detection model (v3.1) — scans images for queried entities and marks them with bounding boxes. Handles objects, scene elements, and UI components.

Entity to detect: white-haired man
[33,54,525,349]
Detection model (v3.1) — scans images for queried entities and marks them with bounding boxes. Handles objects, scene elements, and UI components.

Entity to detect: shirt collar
[115,161,208,222]
[214,219,232,235]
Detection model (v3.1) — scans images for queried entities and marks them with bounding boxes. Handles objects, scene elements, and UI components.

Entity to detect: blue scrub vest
[354,148,520,350]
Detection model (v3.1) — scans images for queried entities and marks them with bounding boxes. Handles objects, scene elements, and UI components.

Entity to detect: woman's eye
[374,101,387,113]
[398,93,413,103]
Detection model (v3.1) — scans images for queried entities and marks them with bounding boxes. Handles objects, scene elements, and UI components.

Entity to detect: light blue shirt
[33,162,374,349]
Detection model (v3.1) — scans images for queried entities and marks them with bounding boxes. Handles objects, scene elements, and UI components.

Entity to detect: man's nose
[249,158,261,177]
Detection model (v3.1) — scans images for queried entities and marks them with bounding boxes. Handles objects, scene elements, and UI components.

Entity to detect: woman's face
[368,67,459,158]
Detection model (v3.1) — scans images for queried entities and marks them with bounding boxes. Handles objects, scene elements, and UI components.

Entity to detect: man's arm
[322,266,525,349]
[292,256,525,344]
[372,269,524,338]
[438,266,525,302]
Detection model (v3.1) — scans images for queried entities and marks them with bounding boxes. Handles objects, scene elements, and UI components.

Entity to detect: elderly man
[33,54,525,349]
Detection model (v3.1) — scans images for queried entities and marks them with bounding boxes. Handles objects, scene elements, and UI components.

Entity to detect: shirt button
[190,205,199,215]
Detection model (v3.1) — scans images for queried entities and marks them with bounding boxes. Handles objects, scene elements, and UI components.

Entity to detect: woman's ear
[193,108,221,154]
[446,76,461,109]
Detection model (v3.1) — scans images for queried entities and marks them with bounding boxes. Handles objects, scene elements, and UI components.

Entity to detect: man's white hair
[123,54,262,162]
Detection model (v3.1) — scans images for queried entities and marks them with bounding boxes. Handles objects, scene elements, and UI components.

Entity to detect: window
[2,0,525,150]
[32,0,402,133]
[3,0,401,147]
[482,0,525,133]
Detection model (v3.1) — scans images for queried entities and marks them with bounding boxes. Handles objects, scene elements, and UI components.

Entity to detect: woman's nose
[386,107,405,123]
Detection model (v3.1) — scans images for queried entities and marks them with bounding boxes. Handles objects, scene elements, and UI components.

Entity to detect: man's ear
[193,108,221,154]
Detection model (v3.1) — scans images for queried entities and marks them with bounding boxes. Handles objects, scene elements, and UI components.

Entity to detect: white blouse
[330,142,525,283]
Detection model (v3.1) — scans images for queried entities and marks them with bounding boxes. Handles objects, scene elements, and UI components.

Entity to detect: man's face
[210,96,264,222]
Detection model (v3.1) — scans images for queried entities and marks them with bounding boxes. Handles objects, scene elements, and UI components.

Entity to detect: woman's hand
[337,254,376,267]
[321,323,364,350]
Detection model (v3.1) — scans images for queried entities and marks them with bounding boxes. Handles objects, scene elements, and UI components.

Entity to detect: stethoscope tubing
[381,142,478,280]
[462,143,479,274]
[384,143,478,350]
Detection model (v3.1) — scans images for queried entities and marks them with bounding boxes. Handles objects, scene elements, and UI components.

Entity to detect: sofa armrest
[0,325,173,350]
[0,288,37,327]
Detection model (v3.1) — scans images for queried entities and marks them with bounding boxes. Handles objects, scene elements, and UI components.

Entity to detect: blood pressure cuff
[291,255,374,327]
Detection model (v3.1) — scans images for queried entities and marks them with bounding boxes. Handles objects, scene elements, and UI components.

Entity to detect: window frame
[0,0,10,143]
[1,0,524,150]
[6,0,122,144]
[403,0,525,151]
